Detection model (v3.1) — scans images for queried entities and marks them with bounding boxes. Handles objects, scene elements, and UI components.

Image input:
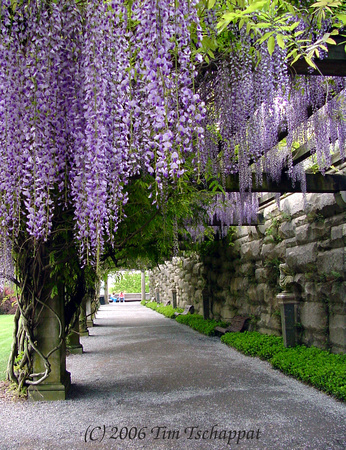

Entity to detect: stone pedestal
[79,303,89,336]
[28,294,70,401]
[85,296,94,328]
[66,313,83,355]
[104,275,109,304]
[172,288,177,309]
[141,270,146,301]
[277,291,299,347]
[202,288,210,320]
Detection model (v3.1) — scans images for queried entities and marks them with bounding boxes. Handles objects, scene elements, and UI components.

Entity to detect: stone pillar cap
[276,291,300,304]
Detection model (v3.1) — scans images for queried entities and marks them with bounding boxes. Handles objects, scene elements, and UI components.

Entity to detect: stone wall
[149,191,346,354]
[149,254,206,310]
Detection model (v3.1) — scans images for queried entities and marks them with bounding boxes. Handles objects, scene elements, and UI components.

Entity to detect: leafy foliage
[208,0,346,69]
[111,271,148,293]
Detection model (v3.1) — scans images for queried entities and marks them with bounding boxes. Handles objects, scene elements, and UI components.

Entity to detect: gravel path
[1,302,345,449]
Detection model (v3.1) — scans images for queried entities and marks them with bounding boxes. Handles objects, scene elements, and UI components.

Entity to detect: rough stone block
[284,237,297,248]
[256,224,266,236]
[253,284,266,304]
[237,226,250,238]
[286,243,318,271]
[331,224,346,245]
[296,224,310,244]
[184,273,192,282]
[300,302,328,330]
[282,194,308,217]
[279,221,295,239]
[310,193,342,218]
[310,222,330,241]
[240,241,261,261]
[248,226,259,240]
[272,241,286,259]
[302,282,317,302]
[239,262,254,276]
[192,263,203,275]
[262,243,276,259]
[329,321,346,348]
[255,268,267,283]
[295,223,328,244]
[317,248,345,275]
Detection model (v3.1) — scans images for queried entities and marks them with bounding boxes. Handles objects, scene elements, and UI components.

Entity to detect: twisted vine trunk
[6,236,65,396]
[6,207,90,399]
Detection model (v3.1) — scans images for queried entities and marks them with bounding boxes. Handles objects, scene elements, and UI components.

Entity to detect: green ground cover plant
[142,301,227,335]
[175,314,228,336]
[222,331,346,401]
[141,301,184,318]
[0,315,14,380]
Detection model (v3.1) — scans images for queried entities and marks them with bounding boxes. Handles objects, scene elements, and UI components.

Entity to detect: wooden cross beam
[221,172,346,193]
[291,36,346,77]
[211,212,265,226]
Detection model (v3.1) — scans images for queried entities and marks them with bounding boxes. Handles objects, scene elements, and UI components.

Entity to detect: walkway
[1,302,345,449]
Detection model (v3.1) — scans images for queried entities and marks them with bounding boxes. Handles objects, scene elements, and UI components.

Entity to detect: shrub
[0,287,17,315]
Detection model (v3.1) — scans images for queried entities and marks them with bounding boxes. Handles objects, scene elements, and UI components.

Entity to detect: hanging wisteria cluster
[197,21,346,229]
[0,0,206,261]
[0,0,345,258]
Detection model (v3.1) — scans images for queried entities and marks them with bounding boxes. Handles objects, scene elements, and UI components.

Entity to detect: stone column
[277,291,299,347]
[172,288,177,309]
[104,275,109,304]
[66,311,83,354]
[202,288,210,320]
[79,301,89,336]
[141,270,146,301]
[85,296,94,328]
[28,292,70,401]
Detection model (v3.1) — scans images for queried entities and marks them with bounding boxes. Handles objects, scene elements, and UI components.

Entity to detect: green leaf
[276,34,285,49]
[208,0,216,8]
[258,30,274,44]
[304,56,317,70]
[239,18,245,30]
[243,0,269,15]
[255,22,272,29]
[267,35,275,55]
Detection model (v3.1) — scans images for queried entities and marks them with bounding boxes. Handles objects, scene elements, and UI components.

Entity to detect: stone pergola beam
[220,172,346,194]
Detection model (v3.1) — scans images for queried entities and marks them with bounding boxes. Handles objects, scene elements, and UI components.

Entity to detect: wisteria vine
[0,0,206,262]
[196,16,346,229]
[0,0,344,260]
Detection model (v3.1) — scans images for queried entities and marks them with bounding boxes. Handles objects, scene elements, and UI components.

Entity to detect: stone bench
[109,293,142,302]
[214,316,250,336]
[124,293,142,302]
[174,304,194,317]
